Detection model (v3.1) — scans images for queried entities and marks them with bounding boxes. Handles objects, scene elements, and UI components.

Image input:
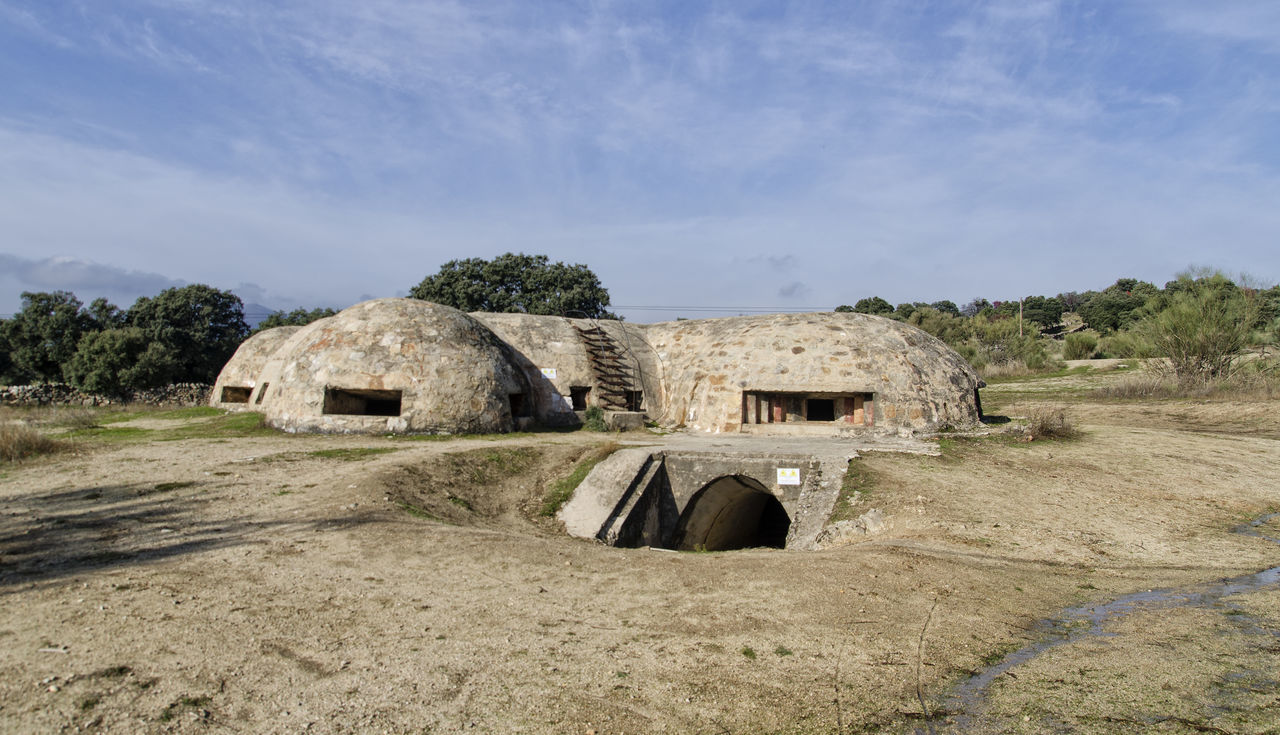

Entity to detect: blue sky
[2,1,1277,322]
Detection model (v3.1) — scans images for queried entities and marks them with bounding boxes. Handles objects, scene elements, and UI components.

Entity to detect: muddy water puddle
[932,513,1280,733]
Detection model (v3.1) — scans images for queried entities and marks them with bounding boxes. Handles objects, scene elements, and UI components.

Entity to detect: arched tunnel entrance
[674,475,791,551]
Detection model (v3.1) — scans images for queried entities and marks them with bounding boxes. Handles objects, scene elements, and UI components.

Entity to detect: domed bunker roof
[644,311,982,434]
[209,326,301,409]
[259,299,530,435]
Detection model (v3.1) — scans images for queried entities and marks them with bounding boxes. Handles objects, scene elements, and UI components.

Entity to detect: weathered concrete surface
[470,313,592,426]
[257,299,530,435]
[644,311,981,434]
[604,411,646,431]
[560,432,941,550]
[558,448,657,539]
[209,326,300,410]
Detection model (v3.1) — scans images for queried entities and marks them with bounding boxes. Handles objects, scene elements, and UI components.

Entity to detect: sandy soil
[1,377,1278,734]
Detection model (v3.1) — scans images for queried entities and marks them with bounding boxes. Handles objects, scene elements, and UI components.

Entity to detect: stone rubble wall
[0,383,212,407]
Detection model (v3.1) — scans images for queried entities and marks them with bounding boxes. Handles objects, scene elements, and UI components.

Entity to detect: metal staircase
[573,323,642,411]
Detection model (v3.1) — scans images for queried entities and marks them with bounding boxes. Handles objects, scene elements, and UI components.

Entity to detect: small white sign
[540,367,558,380]
[777,468,801,486]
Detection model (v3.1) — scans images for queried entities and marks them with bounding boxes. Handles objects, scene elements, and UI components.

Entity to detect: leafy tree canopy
[1,291,97,382]
[409,253,614,319]
[930,300,961,317]
[961,298,992,317]
[254,307,337,333]
[852,296,893,316]
[128,285,248,384]
[64,327,179,395]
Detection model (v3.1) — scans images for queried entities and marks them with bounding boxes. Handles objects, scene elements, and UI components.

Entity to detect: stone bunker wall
[249,299,529,435]
[210,326,300,410]
[643,312,981,434]
[210,300,981,436]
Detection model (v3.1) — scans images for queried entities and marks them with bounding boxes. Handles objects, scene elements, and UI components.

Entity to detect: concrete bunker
[247,299,531,435]
[674,475,791,551]
[212,301,982,436]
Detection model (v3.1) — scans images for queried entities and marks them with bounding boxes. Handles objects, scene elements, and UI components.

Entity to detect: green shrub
[582,405,607,432]
[1139,275,1255,381]
[1098,330,1155,359]
[1063,332,1098,360]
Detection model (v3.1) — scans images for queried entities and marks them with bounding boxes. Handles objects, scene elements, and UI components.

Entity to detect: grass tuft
[0,423,70,462]
[1023,407,1080,441]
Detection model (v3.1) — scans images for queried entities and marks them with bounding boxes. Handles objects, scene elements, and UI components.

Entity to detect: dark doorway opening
[806,398,835,421]
[220,386,252,403]
[323,388,402,416]
[570,386,591,411]
[625,390,644,412]
[674,476,791,551]
[509,392,529,418]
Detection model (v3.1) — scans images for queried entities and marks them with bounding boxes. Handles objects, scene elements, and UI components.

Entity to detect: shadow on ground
[0,481,377,591]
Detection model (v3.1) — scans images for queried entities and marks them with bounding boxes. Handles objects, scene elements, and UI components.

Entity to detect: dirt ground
[2,367,1278,734]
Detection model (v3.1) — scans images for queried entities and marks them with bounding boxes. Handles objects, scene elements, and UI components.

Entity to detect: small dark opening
[806,398,835,421]
[570,386,591,411]
[509,392,529,417]
[755,497,792,548]
[323,388,402,416]
[221,386,252,403]
[254,383,270,405]
[625,390,644,412]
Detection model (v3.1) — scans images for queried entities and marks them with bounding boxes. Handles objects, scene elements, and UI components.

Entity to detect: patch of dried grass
[0,423,69,462]
[1089,366,1280,402]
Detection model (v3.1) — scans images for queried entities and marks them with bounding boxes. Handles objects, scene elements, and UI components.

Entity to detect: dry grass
[0,405,104,429]
[0,423,70,462]
[1087,366,1280,402]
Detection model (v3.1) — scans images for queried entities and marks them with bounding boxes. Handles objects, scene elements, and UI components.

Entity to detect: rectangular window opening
[806,398,836,422]
[570,386,591,411]
[742,391,875,426]
[323,387,403,416]
[254,382,270,405]
[221,386,252,404]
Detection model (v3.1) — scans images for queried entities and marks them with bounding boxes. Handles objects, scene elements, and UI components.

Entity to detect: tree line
[0,252,607,395]
[4,257,1277,394]
[0,286,334,395]
[838,271,1280,382]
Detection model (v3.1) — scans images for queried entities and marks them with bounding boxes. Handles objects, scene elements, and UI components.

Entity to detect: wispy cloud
[0,1,1277,321]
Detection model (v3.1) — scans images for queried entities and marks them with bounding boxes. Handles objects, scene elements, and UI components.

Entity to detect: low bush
[1063,332,1098,360]
[1023,407,1079,440]
[582,405,608,432]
